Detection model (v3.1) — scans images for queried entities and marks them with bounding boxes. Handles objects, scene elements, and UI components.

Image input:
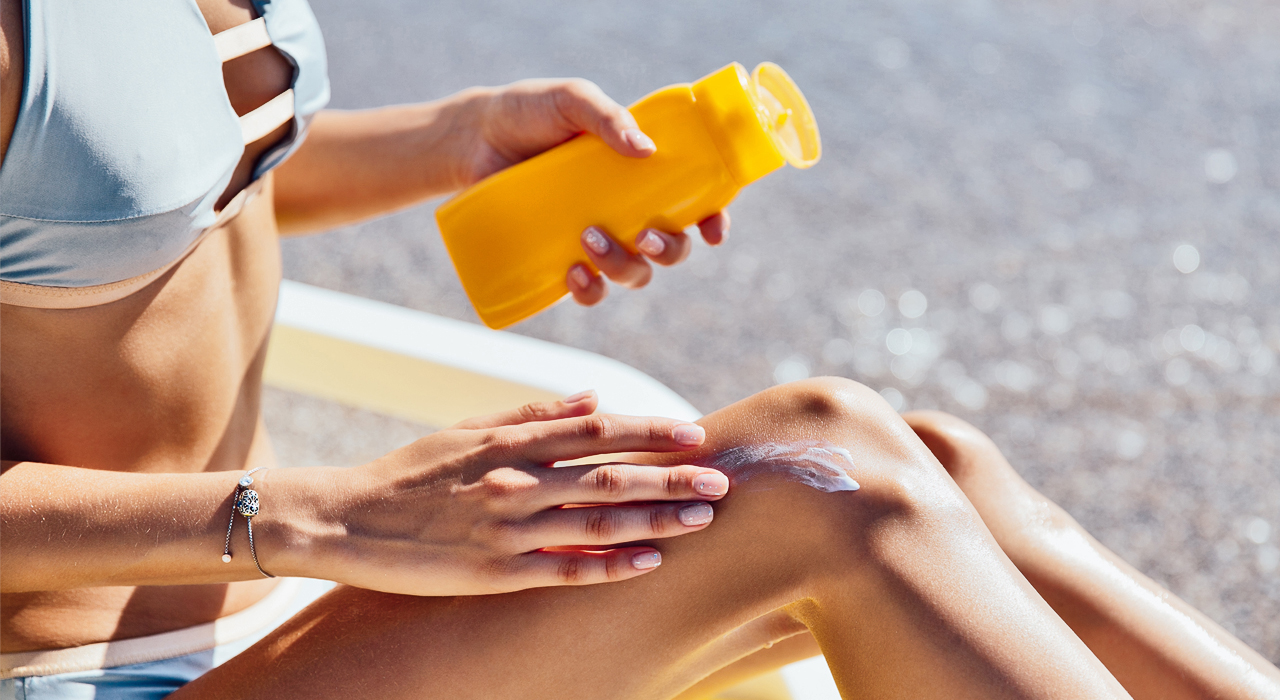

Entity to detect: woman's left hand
[457,78,730,307]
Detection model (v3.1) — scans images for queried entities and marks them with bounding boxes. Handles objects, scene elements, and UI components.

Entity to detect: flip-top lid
[751,62,821,169]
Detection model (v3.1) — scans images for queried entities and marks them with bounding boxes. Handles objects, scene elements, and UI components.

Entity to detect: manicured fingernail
[623,128,656,153]
[632,551,662,570]
[569,265,592,289]
[678,502,714,526]
[694,472,728,496]
[564,390,595,404]
[672,423,705,446]
[637,230,666,257]
[583,227,611,256]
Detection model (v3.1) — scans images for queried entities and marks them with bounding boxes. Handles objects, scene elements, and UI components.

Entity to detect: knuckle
[579,415,616,444]
[583,508,618,541]
[590,464,628,498]
[648,507,667,536]
[555,79,597,109]
[557,555,589,584]
[663,468,687,497]
[563,78,595,96]
[478,469,533,504]
[479,471,518,499]
[604,553,623,581]
[517,401,550,422]
[481,426,523,459]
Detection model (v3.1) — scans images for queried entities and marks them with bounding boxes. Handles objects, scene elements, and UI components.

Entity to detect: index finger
[532,461,729,507]
[492,414,705,464]
[450,391,598,430]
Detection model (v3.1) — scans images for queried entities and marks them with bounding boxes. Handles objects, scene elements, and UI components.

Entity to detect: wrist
[437,85,500,190]
[252,466,349,580]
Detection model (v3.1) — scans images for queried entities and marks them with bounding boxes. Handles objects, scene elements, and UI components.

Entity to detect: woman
[2,1,1278,698]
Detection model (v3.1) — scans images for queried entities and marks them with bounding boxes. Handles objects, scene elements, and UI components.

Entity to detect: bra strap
[211,18,297,145]
[213,17,272,62]
[239,89,295,144]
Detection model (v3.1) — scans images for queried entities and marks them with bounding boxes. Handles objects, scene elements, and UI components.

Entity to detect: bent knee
[760,377,900,432]
[718,378,967,517]
[755,378,928,468]
[901,410,1000,464]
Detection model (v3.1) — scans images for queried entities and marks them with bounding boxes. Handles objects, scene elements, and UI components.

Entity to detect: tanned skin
[2,2,1277,698]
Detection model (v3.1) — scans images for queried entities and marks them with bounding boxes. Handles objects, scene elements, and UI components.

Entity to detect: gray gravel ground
[265,0,1280,662]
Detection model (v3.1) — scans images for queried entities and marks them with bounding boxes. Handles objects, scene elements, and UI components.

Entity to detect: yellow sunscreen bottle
[435,62,821,329]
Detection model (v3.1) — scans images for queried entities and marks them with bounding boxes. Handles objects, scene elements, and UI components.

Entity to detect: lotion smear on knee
[705,441,859,492]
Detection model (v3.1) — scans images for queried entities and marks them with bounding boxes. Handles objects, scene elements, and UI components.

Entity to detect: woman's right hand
[276,392,727,596]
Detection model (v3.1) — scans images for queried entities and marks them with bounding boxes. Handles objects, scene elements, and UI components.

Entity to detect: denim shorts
[1,579,334,700]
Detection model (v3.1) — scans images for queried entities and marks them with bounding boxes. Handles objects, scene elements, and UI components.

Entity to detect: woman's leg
[903,410,1280,700]
[173,379,1127,700]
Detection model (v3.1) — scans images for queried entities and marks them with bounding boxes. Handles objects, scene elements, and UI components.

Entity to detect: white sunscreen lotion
[702,441,860,492]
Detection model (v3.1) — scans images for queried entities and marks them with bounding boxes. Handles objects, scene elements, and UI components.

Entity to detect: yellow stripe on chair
[266,281,702,422]
[263,325,561,427]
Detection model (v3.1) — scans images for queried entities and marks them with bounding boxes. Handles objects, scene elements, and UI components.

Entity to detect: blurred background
[264,0,1280,662]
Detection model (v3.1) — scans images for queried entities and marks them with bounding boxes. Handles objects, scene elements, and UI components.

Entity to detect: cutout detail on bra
[238,89,294,145]
[212,16,272,62]
[0,0,329,304]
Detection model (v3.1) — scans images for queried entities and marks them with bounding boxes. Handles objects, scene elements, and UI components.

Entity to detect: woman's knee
[698,378,974,537]
[901,409,1000,469]
[749,377,951,485]
[744,377,899,433]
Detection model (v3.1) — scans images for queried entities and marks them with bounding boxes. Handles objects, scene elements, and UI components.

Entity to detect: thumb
[552,80,656,158]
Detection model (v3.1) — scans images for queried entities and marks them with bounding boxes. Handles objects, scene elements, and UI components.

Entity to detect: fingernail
[694,472,728,496]
[582,227,611,256]
[637,230,666,257]
[569,265,591,289]
[672,423,705,446]
[678,502,714,526]
[623,128,656,153]
[632,551,662,570]
[564,390,595,404]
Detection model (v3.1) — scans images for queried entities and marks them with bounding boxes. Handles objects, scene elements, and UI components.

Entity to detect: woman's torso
[1,0,320,652]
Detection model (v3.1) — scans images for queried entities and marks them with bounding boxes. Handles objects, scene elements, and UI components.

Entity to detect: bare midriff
[0,0,302,652]
[0,189,285,652]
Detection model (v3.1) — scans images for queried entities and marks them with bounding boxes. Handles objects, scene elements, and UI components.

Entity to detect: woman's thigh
[172,378,1125,700]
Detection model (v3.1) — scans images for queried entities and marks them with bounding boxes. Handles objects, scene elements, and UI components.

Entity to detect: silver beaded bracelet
[221,466,274,578]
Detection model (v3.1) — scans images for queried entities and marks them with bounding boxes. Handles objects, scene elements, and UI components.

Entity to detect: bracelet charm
[236,489,260,517]
[221,467,274,578]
